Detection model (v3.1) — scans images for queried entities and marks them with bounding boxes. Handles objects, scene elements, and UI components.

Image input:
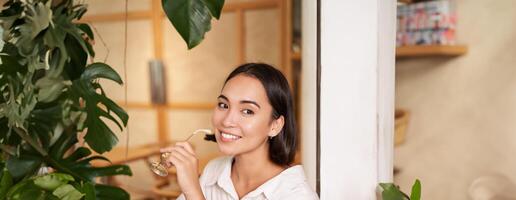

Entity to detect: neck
[231,142,283,185]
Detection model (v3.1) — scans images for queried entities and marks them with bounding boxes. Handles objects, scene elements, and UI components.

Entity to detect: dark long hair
[224,63,297,166]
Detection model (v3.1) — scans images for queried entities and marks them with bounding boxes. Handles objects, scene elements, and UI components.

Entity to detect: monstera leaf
[162,0,225,49]
[70,63,128,154]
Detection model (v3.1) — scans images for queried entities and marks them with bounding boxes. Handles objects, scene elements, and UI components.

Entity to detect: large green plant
[0,0,224,199]
[0,0,132,199]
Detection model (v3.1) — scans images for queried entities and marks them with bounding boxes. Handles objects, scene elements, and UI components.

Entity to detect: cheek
[241,117,271,137]
[211,109,223,125]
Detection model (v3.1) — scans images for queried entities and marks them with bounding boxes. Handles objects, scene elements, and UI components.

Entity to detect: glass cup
[150,129,213,177]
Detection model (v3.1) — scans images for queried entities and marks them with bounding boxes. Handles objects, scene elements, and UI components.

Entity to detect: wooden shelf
[396,45,468,57]
[397,0,411,4]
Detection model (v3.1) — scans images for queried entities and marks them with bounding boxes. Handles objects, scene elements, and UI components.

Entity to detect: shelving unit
[291,51,301,61]
[396,45,468,58]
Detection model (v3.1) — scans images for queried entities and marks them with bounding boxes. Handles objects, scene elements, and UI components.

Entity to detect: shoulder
[199,156,232,185]
[283,182,319,200]
[271,165,319,200]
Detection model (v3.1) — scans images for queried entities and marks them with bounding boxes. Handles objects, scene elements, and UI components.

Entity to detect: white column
[304,0,397,199]
[300,0,318,191]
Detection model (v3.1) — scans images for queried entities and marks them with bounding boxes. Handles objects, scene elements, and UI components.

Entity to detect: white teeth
[221,132,240,140]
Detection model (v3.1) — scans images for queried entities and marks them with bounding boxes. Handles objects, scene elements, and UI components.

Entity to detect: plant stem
[12,127,48,156]
[43,155,90,182]
[0,144,16,156]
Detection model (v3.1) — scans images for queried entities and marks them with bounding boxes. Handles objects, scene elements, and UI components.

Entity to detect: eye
[217,102,228,109]
[242,109,254,115]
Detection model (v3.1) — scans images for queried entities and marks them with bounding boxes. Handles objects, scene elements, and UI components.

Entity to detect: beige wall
[394,0,516,199]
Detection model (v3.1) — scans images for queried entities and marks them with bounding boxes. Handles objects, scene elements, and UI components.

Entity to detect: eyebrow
[218,95,261,109]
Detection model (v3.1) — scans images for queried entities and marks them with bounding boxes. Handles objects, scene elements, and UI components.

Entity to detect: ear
[269,115,285,137]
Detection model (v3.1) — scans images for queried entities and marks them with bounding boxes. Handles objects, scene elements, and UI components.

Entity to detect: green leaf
[18,1,52,39]
[201,0,224,19]
[49,131,77,160]
[97,94,128,128]
[162,0,213,49]
[0,55,26,75]
[0,167,13,199]
[16,1,52,57]
[64,147,92,162]
[34,173,74,191]
[7,180,57,200]
[83,115,118,154]
[74,165,132,179]
[35,76,67,103]
[61,23,91,61]
[379,183,405,200]
[6,154,43,179]
[43,24,67,49]
[75,156,110,166]
[0,2,22,31]
[64,34,87,80]
[77,23,94,41]
[75,182,96,200]
[95,184,130,200]
[410,179,421,200]
[82,63,123,84]
[52,184,84,200]
[69,64,128,153]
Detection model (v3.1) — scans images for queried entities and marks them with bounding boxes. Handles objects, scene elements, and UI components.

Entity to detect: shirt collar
[205,157,307,199]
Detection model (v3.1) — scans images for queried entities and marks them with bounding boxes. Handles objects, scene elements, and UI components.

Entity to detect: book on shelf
[397,0,457,47]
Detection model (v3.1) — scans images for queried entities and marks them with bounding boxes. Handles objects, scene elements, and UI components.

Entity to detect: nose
[221,108,238,128]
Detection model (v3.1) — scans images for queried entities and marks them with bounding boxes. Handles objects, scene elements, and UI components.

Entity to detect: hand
[160,142,205,200]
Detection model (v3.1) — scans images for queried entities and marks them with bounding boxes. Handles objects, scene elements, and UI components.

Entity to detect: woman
[161,63,319,200]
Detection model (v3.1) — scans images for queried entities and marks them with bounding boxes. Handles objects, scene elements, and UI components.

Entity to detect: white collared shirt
[176,156,319,200]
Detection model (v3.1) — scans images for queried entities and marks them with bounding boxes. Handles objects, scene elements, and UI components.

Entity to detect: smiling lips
[220,132,242,142]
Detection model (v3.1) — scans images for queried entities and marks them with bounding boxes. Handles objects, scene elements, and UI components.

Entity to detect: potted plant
[0,0,224,199]
[380,179,421,200]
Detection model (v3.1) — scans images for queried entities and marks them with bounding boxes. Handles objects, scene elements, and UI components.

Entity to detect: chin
[216,143,239,156]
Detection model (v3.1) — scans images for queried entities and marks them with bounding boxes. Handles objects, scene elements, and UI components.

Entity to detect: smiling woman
[161,63,319,200]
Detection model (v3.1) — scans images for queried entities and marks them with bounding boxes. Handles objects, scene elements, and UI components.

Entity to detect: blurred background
[394,0,516,199]
[51,0,516,199]
[75,0,298,199]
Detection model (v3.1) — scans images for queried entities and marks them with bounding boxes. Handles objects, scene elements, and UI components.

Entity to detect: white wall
[395,0,516,199]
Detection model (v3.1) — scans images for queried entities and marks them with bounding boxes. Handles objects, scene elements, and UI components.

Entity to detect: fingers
[161,145,198,169]
[175,142,195,155]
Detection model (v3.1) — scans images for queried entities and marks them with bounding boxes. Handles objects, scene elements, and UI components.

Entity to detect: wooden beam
[156,106,169,143]
[81,0,280,23]
[281,0,293,86]
[79,11,153,23]
[168,102,214,110]
[152,0,164,59]
[236,9,246,64]
[117,102,215,110]
[222,0,279,12]
[151,0,167,143]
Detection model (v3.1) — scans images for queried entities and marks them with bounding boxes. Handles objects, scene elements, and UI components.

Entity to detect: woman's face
[211,74,284,156]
